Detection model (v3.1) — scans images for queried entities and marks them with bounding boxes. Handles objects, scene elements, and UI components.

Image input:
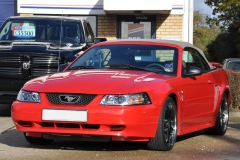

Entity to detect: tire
[24,133,54,145]
[204,93,229,135]
[147,97,177,151]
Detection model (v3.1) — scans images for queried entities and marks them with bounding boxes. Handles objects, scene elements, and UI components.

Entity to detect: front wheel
[24,133,54,145]
[147,97,177,151]
[204,93,229,135]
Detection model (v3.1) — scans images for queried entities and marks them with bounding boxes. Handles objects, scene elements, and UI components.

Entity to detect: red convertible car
[12,40,230,151]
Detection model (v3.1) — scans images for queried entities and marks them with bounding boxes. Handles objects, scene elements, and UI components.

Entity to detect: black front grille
[0,52,61,79]
[0,56,22,63]
[46,93,97,105]
[31,68,58,77]
[0,67,21,76]
[31,53,60,77]
[0,55,22,78]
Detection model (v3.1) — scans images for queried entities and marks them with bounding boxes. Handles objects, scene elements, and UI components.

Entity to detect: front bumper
[12,97,162,141]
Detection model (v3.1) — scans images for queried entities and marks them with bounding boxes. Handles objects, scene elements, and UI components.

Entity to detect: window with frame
[69,44,178,75]
[70,16,97,36]
[83,22,94,43]
[183,48,210,72]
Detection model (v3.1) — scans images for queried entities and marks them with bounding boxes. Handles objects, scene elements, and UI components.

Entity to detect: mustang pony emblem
[59,95,80,103]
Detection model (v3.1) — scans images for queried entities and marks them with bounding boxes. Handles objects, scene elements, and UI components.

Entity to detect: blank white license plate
[42,109,88,122]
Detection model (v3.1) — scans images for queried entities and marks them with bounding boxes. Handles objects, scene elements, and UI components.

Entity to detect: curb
[229,112,240,118]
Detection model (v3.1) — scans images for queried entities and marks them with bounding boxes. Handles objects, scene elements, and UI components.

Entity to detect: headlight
[17,89,41,103]
[100,93,151,105]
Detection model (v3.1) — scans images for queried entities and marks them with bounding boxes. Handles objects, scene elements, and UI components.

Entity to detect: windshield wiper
[106,64,161,73]
[67,65,96,70]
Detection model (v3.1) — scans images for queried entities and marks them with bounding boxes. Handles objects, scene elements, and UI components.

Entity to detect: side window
[83,22,93,43]
[0,21,11,40]
[183,48,210,72]
[86,22,95,39]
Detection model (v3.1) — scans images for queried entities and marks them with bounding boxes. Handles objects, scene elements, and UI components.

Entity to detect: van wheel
[204,93,229,135]
[24,133,54,145]
[147,97,177,151]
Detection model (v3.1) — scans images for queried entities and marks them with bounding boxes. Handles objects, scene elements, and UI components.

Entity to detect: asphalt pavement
[0,104,14,134]
[1,104,240,160]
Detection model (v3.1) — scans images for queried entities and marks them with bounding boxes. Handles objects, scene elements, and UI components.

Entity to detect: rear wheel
[24,133,54,145]
[204,93,229,135]
[147,97,177,151]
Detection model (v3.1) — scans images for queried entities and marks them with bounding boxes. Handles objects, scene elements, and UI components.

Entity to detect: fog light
[18,121,32,127]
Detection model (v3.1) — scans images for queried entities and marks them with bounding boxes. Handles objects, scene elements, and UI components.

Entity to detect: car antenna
[58,7,63,71]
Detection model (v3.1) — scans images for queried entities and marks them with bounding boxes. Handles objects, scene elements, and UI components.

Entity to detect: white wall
[182,0,193,43]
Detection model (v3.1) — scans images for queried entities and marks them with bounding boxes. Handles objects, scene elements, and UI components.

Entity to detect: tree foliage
[205,0,240,56]
[205,0,240,28]
[193,11,221,60]
[207,32,237,62]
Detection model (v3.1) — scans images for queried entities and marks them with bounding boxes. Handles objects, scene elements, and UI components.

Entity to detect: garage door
[0,0,16,27]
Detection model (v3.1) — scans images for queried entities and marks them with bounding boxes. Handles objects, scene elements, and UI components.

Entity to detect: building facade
[15,0,193,43]
[0,0,18,27]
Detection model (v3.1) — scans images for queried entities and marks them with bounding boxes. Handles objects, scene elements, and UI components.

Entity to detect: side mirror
[184,66,203,77]
[59,63,69,72]
[94,37,107,44]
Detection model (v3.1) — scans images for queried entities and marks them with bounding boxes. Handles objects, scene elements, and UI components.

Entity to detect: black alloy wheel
[147,97,177,151]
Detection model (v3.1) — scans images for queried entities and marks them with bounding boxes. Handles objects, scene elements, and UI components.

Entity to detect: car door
[180,47,215,129]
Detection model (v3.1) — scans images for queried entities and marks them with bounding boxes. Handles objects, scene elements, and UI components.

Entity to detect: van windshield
[0,18,84,44]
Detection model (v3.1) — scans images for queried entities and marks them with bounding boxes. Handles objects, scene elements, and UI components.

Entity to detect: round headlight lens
[17,89,41,103]
[100,93,150,106]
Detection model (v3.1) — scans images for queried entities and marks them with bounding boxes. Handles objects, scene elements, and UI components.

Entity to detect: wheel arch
[168,93,181,135]
[168,93,178,110]
[224,87,231,106]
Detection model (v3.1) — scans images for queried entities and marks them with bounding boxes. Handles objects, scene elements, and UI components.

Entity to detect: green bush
[226,69,240,111]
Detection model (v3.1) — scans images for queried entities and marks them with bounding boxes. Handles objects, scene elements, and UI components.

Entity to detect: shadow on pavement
[0,129,148,151]
[176,130,204,142]
[0,128,223,152]
[1,114,239,152]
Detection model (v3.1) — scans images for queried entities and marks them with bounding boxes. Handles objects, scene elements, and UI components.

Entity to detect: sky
[194,0,213,16]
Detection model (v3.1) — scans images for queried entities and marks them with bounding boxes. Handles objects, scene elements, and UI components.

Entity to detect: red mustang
[12,40,230,151]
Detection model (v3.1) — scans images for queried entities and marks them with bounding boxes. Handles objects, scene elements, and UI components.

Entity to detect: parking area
[0,105,14,135]
[1,104,240,160]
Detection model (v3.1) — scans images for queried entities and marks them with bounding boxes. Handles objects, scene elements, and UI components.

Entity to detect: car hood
[23,69,174,94]
[0,40,84,51]
[0,40,83,62]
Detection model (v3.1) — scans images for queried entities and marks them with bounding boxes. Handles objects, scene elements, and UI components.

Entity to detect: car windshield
[0,18,84,44]
[227,61,240,71]
[69,44,178,75]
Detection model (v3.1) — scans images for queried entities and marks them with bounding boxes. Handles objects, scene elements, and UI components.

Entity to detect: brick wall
[97,15,117,40]
[98,14,183,41]
[156,50,174,61]
[156,14,183,40]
